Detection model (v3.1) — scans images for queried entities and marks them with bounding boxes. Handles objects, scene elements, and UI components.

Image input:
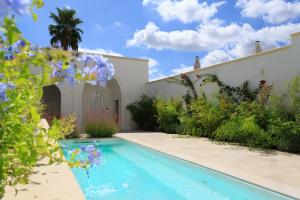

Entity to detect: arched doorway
[42,85,61,123]
[82,78,122,130]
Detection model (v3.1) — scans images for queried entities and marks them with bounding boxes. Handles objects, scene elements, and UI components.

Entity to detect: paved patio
[3,160,85,200]
[4,132,300,199]
[117,132,300,199]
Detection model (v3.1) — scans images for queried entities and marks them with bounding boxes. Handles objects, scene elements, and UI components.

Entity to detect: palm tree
[49,8,83,51]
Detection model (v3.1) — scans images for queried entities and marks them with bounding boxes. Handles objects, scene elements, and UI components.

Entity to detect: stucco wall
[145,32,300,101]
[58,55,149,131]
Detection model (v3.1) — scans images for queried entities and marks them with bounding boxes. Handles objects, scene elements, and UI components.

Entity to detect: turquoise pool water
[61,139,294,200]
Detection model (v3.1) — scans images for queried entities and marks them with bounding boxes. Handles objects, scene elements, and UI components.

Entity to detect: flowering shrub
[0,1,115,197]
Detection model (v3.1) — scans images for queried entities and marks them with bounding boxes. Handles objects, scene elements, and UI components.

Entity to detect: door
[86,86,103,122]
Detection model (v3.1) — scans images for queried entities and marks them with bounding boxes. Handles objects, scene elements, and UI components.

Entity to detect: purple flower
[0,74,4,79]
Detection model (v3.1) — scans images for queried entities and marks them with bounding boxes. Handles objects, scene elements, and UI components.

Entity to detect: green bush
[86,120,118,138]
[234,101,269,130]
[189,97,224,138]
[178,114,201,136]
[214,116,272,148]
[268,118,300,153]
[155,98,182,133]
[127,95,158,131]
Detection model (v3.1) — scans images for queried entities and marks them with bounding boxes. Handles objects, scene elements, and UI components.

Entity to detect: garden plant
[128,74,300,153]
[0,0,114,197]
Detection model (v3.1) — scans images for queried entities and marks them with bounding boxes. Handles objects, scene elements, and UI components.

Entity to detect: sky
[16,0,300,80]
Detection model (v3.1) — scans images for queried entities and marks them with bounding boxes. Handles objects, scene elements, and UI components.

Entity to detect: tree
[49,7,83,51]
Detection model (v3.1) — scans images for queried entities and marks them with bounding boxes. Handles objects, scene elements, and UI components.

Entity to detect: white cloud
[202,50,233,67]
[114,21,123,27]
[95,24,103,32]
[143,0,225,23]
[140,57,167,80]
[236,0,300,24]
[64,5,71,9]
[78,48,123,57]
[171,64,193,75]
[127,21,300,57]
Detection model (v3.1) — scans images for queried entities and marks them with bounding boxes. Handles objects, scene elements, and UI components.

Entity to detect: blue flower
[51,62,77,85]
[79,145,101,167]
[4,52,14,60]
[0,83,8,102]
[79,54,115,87]
[16,40,26,47]
[64,65,76,85]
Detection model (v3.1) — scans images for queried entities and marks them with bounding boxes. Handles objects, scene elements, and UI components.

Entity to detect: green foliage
[199,74,255,103]
[288,76,300,116]
[0,16,87,197]
[155,98,182,133]
[170,74,199,108]
[126,95,158,131]
[267,119,300,152]
[49,7,83,51]
[178,115,200,136]
[189,97,224,137]
[167,73,300,153]
[86,120,118,138]
[214,116,272,148]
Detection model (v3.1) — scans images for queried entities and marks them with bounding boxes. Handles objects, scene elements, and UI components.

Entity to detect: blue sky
[16,0,300,80]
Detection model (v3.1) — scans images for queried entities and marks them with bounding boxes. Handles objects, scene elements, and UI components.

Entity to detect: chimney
[254,41,262,54]
[193,56,201,70]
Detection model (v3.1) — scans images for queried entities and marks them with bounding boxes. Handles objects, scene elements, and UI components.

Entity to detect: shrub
[189,97,224,138]
[233,101,269,130]
[268,118,300,153]
[214,116,272,148]
[155,98,182,133]
[86,120,118,138]
[127,95,158,131]
[178,114,202,136]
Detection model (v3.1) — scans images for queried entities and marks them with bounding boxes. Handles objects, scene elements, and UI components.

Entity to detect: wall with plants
[128,74,300,153]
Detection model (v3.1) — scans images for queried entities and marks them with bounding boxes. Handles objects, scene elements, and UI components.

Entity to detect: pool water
[61,139,294,200]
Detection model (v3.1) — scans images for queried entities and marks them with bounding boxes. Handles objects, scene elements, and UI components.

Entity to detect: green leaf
[32,13,38,21]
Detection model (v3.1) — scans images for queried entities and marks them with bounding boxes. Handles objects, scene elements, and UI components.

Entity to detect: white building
[43,32,300,131]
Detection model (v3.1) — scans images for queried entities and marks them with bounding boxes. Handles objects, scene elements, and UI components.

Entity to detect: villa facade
[43,32,300,131]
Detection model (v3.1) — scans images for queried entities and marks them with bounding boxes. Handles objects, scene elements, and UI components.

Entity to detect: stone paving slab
[3,160,85,200]
[116,132,300,199]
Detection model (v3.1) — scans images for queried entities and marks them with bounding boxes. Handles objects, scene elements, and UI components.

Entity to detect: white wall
[59,55,149,131]
[145,32,300,101]
[59,32,300,131]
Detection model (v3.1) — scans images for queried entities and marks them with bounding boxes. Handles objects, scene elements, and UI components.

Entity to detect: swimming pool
[61,138,294,200]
